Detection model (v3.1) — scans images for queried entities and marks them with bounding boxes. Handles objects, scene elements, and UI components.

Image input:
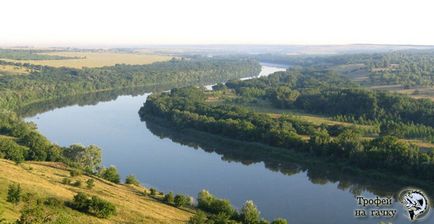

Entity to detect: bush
[88,196,117,218]
[86,179,95,189]
[197,190,236,216]
[174,194,191,207]
[62,178,72,185]
[271,218,288,224]
[44,197,63,207]
[240,200,261,224]
[163,192,175,205]
[150,188,157,196]
[7,183,21,205]
[188,211,208,224]
[72,180,82,187]
[125,175,140,186]
[0,139,26,164]
[70,169,82,177]
[69,192,116,218]
[99,166,120,184]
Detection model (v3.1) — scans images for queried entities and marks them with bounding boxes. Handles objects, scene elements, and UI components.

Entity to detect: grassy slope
[0,51,172,68]
[0,159,192,224]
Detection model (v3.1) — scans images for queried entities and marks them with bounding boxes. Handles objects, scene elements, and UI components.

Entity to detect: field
[0,51,172,68]
[207,92,434,150]
[0,159,192,223]
[369,85,434,101]
[0,64,31,76]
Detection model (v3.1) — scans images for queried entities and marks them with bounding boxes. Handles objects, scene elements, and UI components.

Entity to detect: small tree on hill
[7,183,22,205]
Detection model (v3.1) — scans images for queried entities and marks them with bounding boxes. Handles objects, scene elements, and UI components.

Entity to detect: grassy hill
[0,159,192,224]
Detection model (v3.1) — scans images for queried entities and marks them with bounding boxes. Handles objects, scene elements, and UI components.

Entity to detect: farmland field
[0,51,172,68]
[0,64,31,75]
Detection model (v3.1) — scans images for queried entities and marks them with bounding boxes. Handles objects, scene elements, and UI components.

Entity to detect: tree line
[140,86,434,180]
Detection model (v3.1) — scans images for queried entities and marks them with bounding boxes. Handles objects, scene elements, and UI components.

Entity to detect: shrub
[188,211,208,224]
[240,200,261,224]
[174,194,191,208]
[70,169,82,177]
[197,190,236,216]
[72,180,82,187]
[0,139,26,164]
[125,175,140,186]
[68,192,116,218]
[99,166,120,184]
[16,202,52,224]
[150,188,157,196]
[44,197,63,207]
[271,218,288,224]
[163,192,175,204]
[7,183,21,205]
[62,178,72,185]
[88,196,117,218]
[86,179,95,189]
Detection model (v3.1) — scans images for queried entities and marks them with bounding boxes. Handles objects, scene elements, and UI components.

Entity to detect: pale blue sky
[1,0,433,46]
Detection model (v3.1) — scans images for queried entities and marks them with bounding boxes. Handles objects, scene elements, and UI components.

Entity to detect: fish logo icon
[399,189,430,221]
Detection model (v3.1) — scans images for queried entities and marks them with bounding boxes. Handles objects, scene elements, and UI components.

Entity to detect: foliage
[141,86,434,179]
[240,201,261,224]
[271,219,288,224]
[164,192,175,205]
[125,175,140,186]
[68,192,116,218]
[7,183,21,205]
[150,188,157,196]
[99,166,120,184]
[86,179,95,189]
[188,211,208,224]
[0,139,26,164]
[174,194,191,207]
[63,145,102,174]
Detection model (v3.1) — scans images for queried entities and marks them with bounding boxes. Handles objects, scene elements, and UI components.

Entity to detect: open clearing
[0,64,31,76]
[369,85,434,102]
[0,51,172,68]
[0,159,192,223]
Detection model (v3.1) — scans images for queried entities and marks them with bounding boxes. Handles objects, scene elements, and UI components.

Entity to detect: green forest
[140,61,434,182]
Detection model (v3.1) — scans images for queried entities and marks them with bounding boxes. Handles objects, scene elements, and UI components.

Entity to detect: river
[24,64,432,224]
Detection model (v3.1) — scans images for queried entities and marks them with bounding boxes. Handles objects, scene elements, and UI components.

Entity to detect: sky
[1,0,433,47]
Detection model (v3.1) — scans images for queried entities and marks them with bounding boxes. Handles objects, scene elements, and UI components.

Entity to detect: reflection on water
[24,65,433,224]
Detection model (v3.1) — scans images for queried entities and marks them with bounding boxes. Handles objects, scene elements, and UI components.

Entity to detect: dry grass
[0,159,192,223]
[369,85,434,102]
[0,64,30,76]
[1,51,172,68]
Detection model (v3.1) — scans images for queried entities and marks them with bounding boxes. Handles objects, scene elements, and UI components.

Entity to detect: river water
[24,64,432,224]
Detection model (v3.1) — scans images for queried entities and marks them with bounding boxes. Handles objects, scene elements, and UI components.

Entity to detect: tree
[63,144,102,173]
[0,139,26,164]
[68,192,116,218]
[125,175,140,186]
[164,192,175,204]
[150,188,157,196]
[271,218,288,224]
[188,211,208,224]
[174,194,191,207]
[7,183,21,205]
[99,166,120,184]
[240,201,261,224]
[198,190,213,209]
[86,179,95,189]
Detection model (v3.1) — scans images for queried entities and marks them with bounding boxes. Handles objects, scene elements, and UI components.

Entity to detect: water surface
[25,64,432,223]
